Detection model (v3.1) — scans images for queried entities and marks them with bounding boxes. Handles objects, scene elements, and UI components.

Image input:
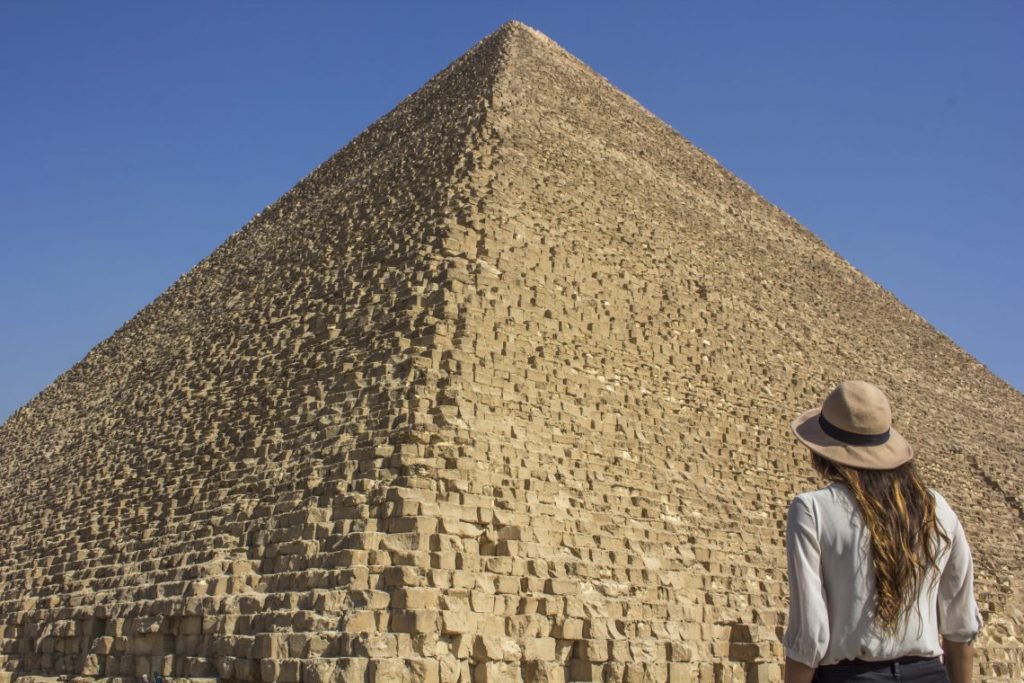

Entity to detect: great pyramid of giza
[1,20,1021,683]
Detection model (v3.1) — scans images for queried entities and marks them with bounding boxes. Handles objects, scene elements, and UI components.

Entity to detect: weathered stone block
[390,610,440,634]
[473,661,522,683]
[521,637,556,662]
[576,639,608,663]
[393,588,440,610]
[371,657,439,683]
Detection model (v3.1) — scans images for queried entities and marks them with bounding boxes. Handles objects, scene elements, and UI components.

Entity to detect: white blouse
[784,483,983,668]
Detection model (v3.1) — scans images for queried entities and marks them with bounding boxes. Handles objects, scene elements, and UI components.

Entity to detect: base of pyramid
[0,660,761,683]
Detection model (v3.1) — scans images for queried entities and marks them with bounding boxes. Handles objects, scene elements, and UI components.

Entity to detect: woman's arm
[783,496,830,673]
[784,656,815,683]
[935,506,981,683]
[942,637,974,683]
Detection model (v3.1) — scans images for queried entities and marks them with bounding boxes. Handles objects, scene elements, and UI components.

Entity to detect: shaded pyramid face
[1,20,1022,683]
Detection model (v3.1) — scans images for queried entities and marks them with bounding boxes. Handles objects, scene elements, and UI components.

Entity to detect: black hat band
[818,414,891,446]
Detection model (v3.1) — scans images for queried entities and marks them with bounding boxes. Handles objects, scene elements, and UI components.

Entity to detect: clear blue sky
[1,2,1021,421]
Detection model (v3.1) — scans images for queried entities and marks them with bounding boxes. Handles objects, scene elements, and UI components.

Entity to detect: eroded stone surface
[1,20,1021,683]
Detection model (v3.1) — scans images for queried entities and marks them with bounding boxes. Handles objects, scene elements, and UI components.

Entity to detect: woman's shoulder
[790,483,854,511]
[927,487,960,525]
[801,481,850,498]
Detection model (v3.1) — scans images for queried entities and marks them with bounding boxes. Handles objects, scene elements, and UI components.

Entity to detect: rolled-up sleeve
[784,495,830,668]
[937,514,983,642]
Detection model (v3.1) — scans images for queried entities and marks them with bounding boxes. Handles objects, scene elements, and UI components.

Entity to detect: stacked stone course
[1,21,1022,683]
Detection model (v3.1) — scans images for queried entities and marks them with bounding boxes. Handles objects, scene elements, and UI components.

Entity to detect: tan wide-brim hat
[790,380,913,470]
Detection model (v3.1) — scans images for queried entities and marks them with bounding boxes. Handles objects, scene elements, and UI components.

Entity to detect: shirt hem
[784,646,820,669]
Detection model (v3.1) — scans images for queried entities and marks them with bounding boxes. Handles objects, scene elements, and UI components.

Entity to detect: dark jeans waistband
[814,656,947,683]
[821,655,940,669]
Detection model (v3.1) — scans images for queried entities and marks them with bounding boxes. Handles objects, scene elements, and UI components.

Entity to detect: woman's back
[784,482,982,668]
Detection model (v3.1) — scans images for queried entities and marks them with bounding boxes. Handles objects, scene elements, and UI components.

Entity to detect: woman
[783,380,982,683]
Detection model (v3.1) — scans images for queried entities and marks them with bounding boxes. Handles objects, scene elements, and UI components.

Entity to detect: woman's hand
[784,656,816,683]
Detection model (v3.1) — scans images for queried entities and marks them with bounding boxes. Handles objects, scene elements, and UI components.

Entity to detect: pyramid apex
[496,19,532,32]
[491,19,553,43]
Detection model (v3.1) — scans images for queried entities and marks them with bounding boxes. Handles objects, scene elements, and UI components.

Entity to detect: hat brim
[790,408,913,470]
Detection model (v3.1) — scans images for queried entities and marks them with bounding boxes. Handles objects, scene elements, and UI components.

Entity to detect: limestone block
[667,662,695,683]
[355,633,398,659]
[567,660,602,682]
[278,659,303,683]
[132,656,151,678]
[390,610,440,635]
[521,638,556,662]
[340,611,377,634]
[746,662,783,683]
[79,654,101,676]
[301,658,335,683]
[576,639,608,663]
[473,661,523,683]
[553,618,583,641]
[450,634,474,659]
[261,657,281,683]
[216,655,237,679]
[393,588,440,610]
[728,641,760,662]
[441,611,477,635]
[667,642,693,662]
[187,656,216,677]
[90,636,114,655]
[255,634,286,659]
[333,657,369,683]
[370,657,439,683]
[520,660,565,683]
[235,657,258,680]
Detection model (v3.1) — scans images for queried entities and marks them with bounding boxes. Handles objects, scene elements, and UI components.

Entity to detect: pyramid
[1,21,1022,683]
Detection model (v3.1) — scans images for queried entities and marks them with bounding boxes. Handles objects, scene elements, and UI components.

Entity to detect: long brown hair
[811,451,949,635]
